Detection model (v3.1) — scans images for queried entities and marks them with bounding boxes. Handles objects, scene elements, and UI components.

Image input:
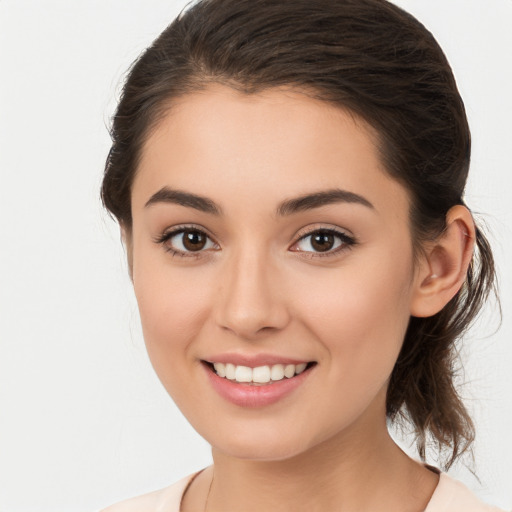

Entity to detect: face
[129,84,421,461]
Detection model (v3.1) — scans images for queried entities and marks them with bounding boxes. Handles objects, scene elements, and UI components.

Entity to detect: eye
[291,228,355,257]
[154,226,218,258]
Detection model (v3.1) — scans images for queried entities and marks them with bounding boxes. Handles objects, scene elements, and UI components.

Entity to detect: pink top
[100,470,506,512]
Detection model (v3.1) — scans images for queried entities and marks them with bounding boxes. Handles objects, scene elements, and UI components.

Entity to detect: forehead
[132,84,410,222]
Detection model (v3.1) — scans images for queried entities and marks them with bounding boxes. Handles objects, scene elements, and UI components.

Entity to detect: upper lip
[203,352,314,368]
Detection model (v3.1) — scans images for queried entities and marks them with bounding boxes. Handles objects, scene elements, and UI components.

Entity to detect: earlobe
[410,205,475,318]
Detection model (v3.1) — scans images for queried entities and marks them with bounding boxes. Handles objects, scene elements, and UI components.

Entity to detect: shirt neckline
[177,465,444,512]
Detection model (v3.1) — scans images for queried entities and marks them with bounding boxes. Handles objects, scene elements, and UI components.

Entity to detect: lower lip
[202,362,314,408]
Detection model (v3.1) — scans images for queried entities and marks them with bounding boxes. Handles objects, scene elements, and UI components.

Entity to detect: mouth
[202,360,317,386]
[201,359,317,407]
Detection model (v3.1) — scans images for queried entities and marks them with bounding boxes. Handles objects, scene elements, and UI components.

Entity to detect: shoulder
[98,472,198,512]
[426,473,506,512]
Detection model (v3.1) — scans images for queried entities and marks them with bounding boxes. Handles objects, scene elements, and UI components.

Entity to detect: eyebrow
[145,187,221,214]
[276,188,374,216]
[144,186,374,216]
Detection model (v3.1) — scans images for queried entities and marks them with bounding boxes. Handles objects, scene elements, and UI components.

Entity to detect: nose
[214,247,290,340]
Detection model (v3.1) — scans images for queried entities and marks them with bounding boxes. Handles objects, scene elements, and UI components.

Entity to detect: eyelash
[153,224,356,260]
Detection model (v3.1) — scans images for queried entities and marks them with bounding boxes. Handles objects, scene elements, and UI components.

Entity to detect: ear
[410,205,475,318]
[120,224,134,282]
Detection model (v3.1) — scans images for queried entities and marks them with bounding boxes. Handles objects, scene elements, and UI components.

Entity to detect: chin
[217,438,310,462]
[202,420,329,462]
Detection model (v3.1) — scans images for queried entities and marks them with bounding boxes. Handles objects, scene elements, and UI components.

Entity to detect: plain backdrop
[0,1,511,510]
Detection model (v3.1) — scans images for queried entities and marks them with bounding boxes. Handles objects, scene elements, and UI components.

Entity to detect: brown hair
[101,0,497,469]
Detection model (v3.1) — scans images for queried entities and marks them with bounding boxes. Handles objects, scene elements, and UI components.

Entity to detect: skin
[125,84,475,511]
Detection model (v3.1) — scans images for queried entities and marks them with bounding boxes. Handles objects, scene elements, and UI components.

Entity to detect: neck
[205,414,438,512]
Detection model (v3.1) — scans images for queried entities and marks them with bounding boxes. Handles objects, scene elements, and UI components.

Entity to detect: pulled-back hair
[101,0,497,469]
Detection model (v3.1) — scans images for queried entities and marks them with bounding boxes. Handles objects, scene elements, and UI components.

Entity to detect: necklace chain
[204,469,214,512]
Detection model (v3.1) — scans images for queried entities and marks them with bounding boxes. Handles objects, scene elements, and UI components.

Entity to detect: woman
[99,0,504,510]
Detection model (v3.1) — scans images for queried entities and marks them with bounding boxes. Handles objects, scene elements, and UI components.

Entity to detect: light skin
[124,84,475,511]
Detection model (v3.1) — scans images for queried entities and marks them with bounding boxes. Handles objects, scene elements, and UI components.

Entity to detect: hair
[101,0,497,470]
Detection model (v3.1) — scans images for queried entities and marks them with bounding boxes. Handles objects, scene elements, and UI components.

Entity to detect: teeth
[211,362,310,383]
[235,365,252,382]
[225,363,236,380]
[252,365,271,383]
[213,362,226,377]
[270,364,284,381]
[295,363,307,374]
[284,364,295,378]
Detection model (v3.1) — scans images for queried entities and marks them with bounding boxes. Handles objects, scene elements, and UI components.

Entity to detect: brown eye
[156,227,218,257]
[292,228,355,257]
[310,231,336,252]
[182,230,207,251]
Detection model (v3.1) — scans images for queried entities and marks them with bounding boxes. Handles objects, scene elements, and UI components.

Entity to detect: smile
[202,360,317,407]
[210,362,309,384]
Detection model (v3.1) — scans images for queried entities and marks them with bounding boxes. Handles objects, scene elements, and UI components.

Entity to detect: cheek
[132,254,212,385]
[297,253,414,387]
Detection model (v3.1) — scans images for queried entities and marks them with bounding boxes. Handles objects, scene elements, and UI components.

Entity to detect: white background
[0,1,510,510]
